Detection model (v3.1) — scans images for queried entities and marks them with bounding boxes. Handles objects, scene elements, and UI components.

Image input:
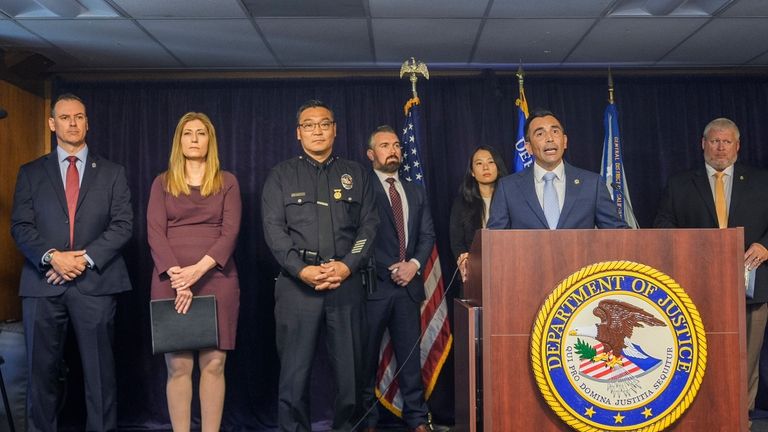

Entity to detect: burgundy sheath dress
[147,171,241,350]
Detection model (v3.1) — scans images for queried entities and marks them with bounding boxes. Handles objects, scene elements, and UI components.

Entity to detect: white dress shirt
[533,161,566,212]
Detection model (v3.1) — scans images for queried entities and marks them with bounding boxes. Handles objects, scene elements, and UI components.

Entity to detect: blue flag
[513,86,533,172]
[600,103,638,228]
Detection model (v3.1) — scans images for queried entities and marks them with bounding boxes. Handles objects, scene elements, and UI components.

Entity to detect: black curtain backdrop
[50,73,768,430]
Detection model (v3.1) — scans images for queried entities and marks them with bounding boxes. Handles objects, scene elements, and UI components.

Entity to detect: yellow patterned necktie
[714,171,727,228]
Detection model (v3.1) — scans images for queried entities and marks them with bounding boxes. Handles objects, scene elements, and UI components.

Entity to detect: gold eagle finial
[400,57,429,99]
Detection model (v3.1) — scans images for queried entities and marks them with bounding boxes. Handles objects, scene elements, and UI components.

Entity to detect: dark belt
[297,249,340,265]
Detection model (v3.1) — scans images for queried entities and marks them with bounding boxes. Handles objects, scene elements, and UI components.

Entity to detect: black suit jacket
[370,174,435,302]
[449,196,479,260]
[654,163,768,304]
[11,149,133,297]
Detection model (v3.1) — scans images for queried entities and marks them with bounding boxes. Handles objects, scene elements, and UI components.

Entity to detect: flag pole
[400,57,429,102]
[608,66,615,104]
[516,59,524,97]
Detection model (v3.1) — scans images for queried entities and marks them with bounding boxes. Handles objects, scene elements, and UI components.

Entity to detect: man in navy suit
[654,117,768,417]
[11,94,133,431]
[487,109,626,231]
[361,126,434,432]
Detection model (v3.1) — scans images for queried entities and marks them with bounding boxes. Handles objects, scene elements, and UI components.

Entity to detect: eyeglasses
[707,138,734,146]
[298,120,335,132]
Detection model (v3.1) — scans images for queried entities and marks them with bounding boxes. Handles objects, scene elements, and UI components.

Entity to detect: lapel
[373,174,396,228]
[43,151,69,215]
[76,152,99,213]
[560,163,581,229]
[518,167,549,228]
[692,168,718,226]
[402,180,418,247]
[729,163,748,226]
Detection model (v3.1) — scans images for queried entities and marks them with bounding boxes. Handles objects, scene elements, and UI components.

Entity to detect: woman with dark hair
[449,146,508,281]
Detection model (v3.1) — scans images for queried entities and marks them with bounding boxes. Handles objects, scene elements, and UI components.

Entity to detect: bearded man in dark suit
[361,125,433,432]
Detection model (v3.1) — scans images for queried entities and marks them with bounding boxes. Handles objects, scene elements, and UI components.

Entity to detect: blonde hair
[164,112,223,197]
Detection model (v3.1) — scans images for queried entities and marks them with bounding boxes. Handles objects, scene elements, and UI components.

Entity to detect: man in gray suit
[11,93,133,431]
[655,117,768,416]
[486,109,626,230]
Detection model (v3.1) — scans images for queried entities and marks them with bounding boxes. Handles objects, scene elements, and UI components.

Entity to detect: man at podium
[654,117,768,418]
[458,109,626,281]
[486,109,626,231]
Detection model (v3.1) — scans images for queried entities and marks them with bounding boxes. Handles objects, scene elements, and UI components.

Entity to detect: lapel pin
[574,179,580,185]
[740,175,745,180]
[92,162,97,168]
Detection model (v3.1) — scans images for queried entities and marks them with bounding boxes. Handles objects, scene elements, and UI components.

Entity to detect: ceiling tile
[568,17,707,64]
[610,0,730,17]
[140,19,276,67]
[372,19,481,65]
[110,0,246,18]
[474,19,594,64]
[370,0,489,18]
[256,18,371,66]
[0,20,81,68]
[0,20,49,48]
[244,0,365,17]
[19,19,181,68]
[721,0,768,16]
[489,0,614,18]
[661,17,768,65]
[748,49,768,65]
[1,0,118,18]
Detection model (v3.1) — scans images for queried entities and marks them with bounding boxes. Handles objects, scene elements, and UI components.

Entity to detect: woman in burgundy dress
[147,112,241,432]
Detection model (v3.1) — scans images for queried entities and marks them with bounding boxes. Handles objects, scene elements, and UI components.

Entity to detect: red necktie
[386,178,406,261]
[66,156,80,248]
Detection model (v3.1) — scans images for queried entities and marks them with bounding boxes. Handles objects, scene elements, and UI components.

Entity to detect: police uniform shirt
[262,154,379,278]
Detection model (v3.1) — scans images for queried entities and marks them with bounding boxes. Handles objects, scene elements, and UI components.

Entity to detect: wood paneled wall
[0,80,48,320]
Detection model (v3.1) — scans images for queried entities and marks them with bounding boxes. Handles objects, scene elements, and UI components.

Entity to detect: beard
[377,159,401,173]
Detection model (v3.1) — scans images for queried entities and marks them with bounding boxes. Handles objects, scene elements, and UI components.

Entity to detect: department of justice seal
[530,261,707,431]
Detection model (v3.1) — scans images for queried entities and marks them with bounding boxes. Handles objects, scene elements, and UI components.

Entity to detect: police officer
[261,99,379,432]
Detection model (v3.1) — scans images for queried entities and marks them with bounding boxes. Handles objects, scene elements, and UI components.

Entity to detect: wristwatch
[43,250,55,265]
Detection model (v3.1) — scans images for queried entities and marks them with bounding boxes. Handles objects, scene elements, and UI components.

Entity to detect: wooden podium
[454,228,747,431]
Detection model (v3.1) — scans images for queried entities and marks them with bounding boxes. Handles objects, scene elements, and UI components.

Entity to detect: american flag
[375,97,453,416]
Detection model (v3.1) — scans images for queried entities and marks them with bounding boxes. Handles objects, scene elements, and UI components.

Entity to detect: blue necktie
[543,172,560,230]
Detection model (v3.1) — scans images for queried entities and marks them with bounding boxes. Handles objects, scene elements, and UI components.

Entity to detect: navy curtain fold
[51,73,768,430]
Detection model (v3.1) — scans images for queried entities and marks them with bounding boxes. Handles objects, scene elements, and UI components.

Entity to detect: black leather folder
[150,295,218,354]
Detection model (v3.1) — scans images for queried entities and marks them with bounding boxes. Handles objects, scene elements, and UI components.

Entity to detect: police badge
[340,174,353,190]
[531,261,707,431]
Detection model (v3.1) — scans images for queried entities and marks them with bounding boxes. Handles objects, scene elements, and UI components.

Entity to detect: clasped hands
[45,250,88,285]
[299,261,351,291]
[168,255,217,314]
